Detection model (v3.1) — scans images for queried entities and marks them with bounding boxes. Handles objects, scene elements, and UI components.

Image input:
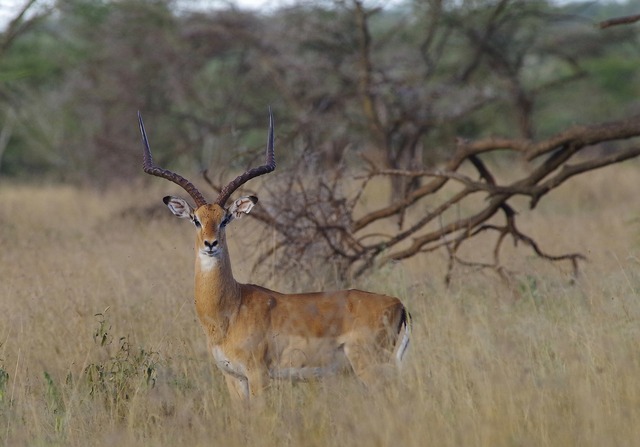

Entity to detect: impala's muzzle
[200,248,219,258]
[202,240,219,257]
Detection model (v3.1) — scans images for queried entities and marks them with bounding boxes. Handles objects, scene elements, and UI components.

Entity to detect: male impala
[138,109,411,401]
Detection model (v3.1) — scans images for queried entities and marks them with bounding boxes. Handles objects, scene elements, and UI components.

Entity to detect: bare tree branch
[599,14,640,29]
[250,109,640,284]
[0,0,50,57]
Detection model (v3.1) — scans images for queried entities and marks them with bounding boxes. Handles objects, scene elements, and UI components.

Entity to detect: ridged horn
[215,108,276,206]
[138,111,208,208]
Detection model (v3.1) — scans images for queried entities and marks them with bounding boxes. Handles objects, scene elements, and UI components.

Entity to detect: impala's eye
[193,218,201,228]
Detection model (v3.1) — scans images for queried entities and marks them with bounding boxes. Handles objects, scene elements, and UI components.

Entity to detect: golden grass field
[1,162,640,446]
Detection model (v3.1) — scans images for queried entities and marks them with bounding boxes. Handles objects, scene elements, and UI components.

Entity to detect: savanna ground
[1,161,640,446]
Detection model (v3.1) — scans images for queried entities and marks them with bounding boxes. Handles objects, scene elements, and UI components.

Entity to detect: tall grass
[1,163,640,446]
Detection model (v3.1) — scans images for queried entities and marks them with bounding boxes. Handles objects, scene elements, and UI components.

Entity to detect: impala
[138,109,411,401]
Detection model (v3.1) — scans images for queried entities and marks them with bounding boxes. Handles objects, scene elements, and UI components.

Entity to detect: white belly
[267,335,351,381]
[269,363,348,380]
[211,337,352,382]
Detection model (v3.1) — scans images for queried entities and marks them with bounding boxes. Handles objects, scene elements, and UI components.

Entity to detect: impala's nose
[204,240,218,250]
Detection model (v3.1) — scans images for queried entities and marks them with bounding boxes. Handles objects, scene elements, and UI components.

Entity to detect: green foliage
[518,274,542,305]
[0,343,8,404]
[588,56,640,102]
[43,371,67,433]
[0,365,8,402]
[65,0,112,28]
[0,33,65,84]
[83,310,160,417]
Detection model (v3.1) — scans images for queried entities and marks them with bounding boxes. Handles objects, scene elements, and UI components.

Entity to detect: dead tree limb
[236,112,640,284]
[599,14,640,29]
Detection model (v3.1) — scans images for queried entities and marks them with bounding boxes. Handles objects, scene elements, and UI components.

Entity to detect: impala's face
[192,204,228,259]
[163,195,257,263]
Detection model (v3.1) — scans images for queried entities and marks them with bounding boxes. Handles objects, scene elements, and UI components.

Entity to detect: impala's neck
[194,242,241,342]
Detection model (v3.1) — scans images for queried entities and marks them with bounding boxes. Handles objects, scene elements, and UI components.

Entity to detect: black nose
[204,240,218,249]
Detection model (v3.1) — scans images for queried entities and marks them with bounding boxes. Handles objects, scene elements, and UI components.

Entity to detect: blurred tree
[0,0,52,175]
[233,0,636,211]
[1,0,638,184]
[1,0,640,283]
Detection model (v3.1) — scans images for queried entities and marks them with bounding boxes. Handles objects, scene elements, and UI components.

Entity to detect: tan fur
[170,201,411,401]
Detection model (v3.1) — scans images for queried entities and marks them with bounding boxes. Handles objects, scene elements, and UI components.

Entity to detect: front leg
[246,368,269,399]
[224,374,249,402]
[223,368,269,404]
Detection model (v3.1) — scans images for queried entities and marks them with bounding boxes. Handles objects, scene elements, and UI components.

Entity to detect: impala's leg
[224,374,249,402]
[246,368,269,400]
[344,321,405,389]
[343,341,390,389]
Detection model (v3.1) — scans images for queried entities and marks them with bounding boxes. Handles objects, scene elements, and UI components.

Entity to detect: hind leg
[225,374,249,402]
[343,342,395,389]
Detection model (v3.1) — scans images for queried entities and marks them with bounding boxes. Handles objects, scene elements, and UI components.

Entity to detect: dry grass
[1,163,640,446]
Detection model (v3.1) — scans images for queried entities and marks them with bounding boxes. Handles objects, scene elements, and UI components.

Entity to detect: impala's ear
[224,196,258,224]
[163,196,195,219]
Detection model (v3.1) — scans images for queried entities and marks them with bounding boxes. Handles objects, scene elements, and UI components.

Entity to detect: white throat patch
[198,252,219,270]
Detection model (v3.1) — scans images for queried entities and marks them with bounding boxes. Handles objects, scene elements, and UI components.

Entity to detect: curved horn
[215,108,276,206]
[138,111,208,208]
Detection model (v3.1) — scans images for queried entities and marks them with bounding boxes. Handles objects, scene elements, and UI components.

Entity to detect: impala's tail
[394,307,412,366]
